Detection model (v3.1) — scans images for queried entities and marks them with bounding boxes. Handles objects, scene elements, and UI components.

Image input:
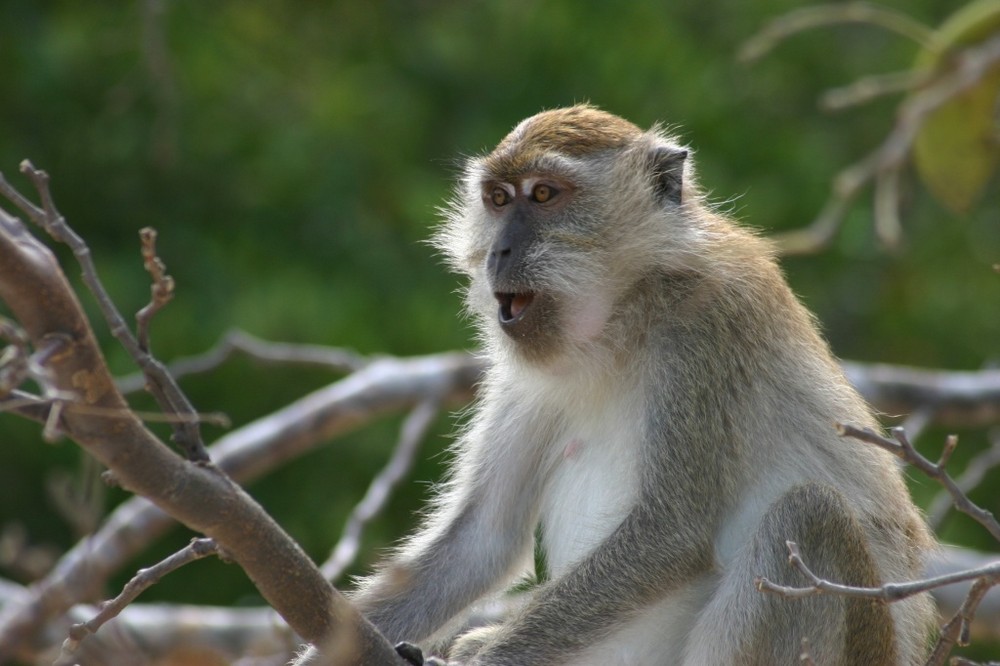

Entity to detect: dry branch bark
[842,362,1000,429]
[3,160,999,661]
[4,335,999,658]
[0,206,401,664]
[0,349,481,658]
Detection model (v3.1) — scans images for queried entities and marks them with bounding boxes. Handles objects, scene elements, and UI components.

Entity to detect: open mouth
[495,292,535,324]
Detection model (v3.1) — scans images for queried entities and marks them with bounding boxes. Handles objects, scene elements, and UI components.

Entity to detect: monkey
[295,104,936,665]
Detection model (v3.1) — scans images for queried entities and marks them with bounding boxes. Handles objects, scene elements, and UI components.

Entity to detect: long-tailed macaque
[296,105,935,665]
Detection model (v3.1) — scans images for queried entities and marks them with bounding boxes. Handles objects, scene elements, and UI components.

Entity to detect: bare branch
[927,576,998,666]
[758,542,1000,666]
[0,171,404,664]
[10,548,998,664]
[56,538,220,663]
[927,547,1000,641]
[322,399,441,582]
[820,70,930,111]
[740,3,934,62]
[135,227,175,353]
[0,574,296,665]
[0,390,55,423]
[841,362,1000,429]
[0,161,210,461]
[835,422,1000,665]
[839,425,1000,542]
[116,328,369,394]
[928,430,1000,530]
[768,33,1000,255]
[0,349,481,658]
[757,541,1000,603]
[0,316,32,396]
[123,334,1000,431]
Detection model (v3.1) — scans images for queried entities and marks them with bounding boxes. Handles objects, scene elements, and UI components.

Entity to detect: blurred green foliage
[0,0,997,654]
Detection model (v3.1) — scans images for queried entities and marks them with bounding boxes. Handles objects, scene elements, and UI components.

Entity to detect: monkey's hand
[395,642,454,666]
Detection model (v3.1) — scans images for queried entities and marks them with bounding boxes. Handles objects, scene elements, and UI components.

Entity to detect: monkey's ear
[650,146,687,205]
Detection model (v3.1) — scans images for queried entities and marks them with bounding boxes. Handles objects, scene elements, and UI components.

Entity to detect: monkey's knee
[756,483,881,586]
[747,482,898,665]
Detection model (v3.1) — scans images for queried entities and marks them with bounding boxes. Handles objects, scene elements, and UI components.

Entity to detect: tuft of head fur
[434,104,740,368]
[484,105,643,182]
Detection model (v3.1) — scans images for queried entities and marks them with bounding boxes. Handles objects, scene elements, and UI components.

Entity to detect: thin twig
[0,390,55,422]
[0,351,481,656]
[0,313,72,406]
[770,32,1000,255]
[55,538,220,664]
[321,399,441,582]
[873,159,902,248]
[820,70,929,111]
[758,543,1000,666]
[0,392,228,432]
[0,162,210,461]
[928,430,1000,530]
[927,576,999,666]
[839,424,1000,541]
[135,227,175,352]
[116,329,369,394]
[740,3,934,63]
[841,362,1000,429]
[756,541,1000,603]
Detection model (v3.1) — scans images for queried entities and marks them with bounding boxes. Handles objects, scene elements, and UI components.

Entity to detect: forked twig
[928,431,1000,530]
[116,329,368,395]
[321,399,441,582]
[55,538,220,664]
[839,424,1000,542]
[745,14,1000,254]
[757,541,1000,603]
[927,576,997,666]
[0,162,210,461]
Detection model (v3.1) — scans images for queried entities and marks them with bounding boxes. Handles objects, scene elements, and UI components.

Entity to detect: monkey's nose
[487,246,512,280]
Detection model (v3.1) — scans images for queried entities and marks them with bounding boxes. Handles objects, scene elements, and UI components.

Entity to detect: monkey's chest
[538,416,640,578]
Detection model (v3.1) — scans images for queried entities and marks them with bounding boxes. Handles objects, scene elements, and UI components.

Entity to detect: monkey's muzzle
[495,292,535,325]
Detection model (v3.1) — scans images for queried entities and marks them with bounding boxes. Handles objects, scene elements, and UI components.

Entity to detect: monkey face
[435,105,691,362]
[479,176,575,344]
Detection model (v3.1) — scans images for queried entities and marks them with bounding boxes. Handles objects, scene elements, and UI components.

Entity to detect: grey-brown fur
[294,105,935,665]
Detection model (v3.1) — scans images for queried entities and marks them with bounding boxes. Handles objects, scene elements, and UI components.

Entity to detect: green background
[0,0,997,658]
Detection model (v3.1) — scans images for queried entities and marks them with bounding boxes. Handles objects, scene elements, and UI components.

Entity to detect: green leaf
[911,0,1000,213]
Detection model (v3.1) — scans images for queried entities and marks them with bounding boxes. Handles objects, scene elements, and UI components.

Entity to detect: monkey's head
[436,104,702,363]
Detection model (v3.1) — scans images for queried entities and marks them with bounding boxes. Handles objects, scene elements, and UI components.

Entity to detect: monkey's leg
[682,482,898,666]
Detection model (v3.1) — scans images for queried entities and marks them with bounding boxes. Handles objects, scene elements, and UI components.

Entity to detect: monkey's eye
[490,187,511,208]
[532,183,557,203]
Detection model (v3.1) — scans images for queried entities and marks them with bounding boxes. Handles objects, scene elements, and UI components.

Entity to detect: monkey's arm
[453,495,715,665]
[351,394,547,646]
[457,354,735,665]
